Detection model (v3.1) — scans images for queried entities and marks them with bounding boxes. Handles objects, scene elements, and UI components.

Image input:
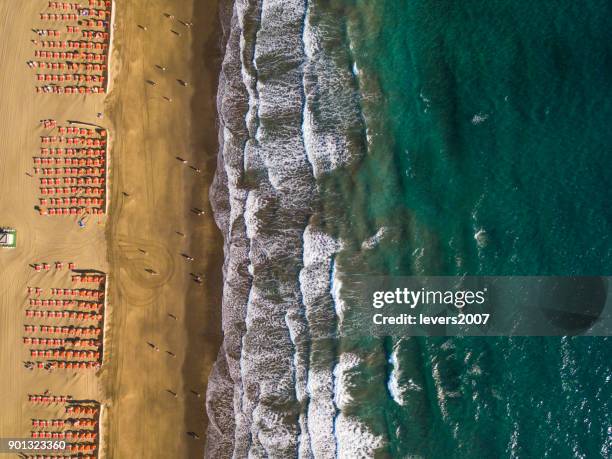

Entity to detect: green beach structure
[0,228,16,248]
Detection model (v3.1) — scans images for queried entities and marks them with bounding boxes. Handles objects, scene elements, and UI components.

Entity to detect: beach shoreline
[101,0,226,457]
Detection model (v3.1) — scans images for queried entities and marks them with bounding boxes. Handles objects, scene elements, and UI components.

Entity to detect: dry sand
[0,0,107,448]
[0,0,225,458]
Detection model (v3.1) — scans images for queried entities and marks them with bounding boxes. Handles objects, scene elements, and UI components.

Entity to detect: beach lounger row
[41,136,106,146]
[22,455,96,459]
[88,0,112,7]
[47,2,80,10]
[66,406,99,416]
[37,29,61,37]
[40,13,79,21]
[28,394,71,404]
[35,40,108,51]
[40,187,105,197]
[40,198,104,208]
[40,148,106,157]
[40,207,104,216]
[35,50,105,61]
[32,418,98,428]
[40,177,105,186]
[79,8,109,19]
[71,275,105,283]
[37,73,106,84]
[31,419,66,428]
[81,19,110,29]
[37,85,106,94]
[24,337,100,347]
[26,310,103,321]
[66,443,98,453]
[31,262,75,272]
[36,167,104,176]
[34,157,105,166]
[28,300,104,311]
[81,30,110,40]
[30,350,101,360]
[49,288,104,298]
[55,126,106,136]
[32,430,98,441]
[30,61,107,73]
[24,325,102,336]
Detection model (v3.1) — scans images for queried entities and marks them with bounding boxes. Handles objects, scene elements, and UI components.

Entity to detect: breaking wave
[206,0,380,457]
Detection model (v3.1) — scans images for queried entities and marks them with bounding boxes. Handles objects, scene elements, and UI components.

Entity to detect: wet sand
[101,0,224,458]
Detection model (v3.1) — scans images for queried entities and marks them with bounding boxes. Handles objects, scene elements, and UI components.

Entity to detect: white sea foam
[335,415,385,459]
[206,0,381,456]
[361,226,388,250]
[471,112,489,124]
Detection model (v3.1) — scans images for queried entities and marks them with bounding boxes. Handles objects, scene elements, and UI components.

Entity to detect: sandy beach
[101,0,224,457]
[0,0,108,451]
[0,0,225,457]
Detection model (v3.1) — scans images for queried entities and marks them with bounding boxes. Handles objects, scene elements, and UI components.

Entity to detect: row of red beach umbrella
[32,431,97,441]
[30,350,101,360]
[29,394,71,404]
[67,444,98,453]
[24,337,100,347]
[31,61,107,73]
[34,157,104,166]
[47,2,81,10]
[40,177,105,185]
[40,197,104,207]
[78,9,110,19]
[32,262,75,271]
[87,0,111,7]
[40,13,80,21]
[24,325,101,336]
[82,30,110,40]
[37,29,61,37]
[36,167,104,176]
[39,207,104,215]
[81,18,109,29]
[49,288,103,298]
[36,40,109,50]
[23,455,96,459]
[66,406,98,416]
[72,275,105,283]
[32,418,97,428]
[25,310,103,321]
[37,74,106,84]
[37,85,106,94]
[35,50,106,62]
[52,0,112,9]
[65,26,110,39]
[17,456,95,459]
[30,298,104,312]
[28,298,103,309]
[40,187,104,196]
[41,136,106,146]
[40,148,105,156]
[55,126,106,136]
[27,360,101,370]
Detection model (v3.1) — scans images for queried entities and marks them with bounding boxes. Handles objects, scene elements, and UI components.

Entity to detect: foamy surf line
[205,0,382,457]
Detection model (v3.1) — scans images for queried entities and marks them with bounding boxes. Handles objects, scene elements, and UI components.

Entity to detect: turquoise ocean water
[207,0,612,457]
